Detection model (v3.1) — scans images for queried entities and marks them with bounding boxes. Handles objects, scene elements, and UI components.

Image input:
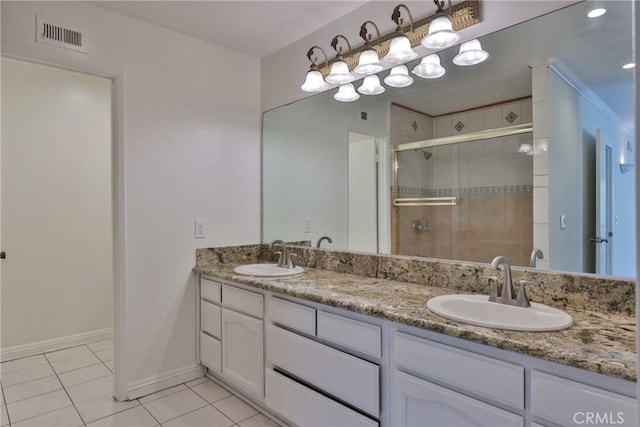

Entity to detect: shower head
[415,148,432,160]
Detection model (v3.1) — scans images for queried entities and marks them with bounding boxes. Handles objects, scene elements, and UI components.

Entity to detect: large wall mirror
[263,1,635,278]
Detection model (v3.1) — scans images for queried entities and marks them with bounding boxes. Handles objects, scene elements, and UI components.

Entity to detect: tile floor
[0,340,278,426]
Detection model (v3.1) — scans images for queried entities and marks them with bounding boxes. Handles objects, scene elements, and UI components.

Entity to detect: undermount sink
[427,294,573,332]
[233,263,304,277]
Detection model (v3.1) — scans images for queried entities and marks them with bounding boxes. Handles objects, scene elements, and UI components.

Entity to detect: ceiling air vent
[36,16,87,53]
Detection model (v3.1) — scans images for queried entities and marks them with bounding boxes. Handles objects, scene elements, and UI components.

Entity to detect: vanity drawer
[201,300,221,339]
[222,284,263,318]
[200,332,221,373]
[270,297,316,335]
[394,332,524,410]
[265,370,378,427]
[531,371,638,426]
[201,277,221,304]
[317,311,381,359]
[267,325,379,417]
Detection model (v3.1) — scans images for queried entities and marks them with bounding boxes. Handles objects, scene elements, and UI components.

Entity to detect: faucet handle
[480,275,499,299]
[516,279,538,307]
[289,253,298,268]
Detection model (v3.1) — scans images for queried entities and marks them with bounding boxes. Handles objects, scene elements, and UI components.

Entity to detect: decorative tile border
[393,185,533,197]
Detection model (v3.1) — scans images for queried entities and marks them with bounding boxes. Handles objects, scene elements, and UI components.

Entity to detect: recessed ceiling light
[587,8,607,18]
[623,63,636,70]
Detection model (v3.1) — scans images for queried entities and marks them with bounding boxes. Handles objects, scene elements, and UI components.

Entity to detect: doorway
[1,58,114,361]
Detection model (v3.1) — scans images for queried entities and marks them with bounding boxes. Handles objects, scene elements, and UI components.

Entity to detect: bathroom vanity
[194,245,637,427]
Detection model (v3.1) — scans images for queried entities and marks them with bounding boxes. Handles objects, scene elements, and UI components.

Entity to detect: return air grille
[36,16,87,53]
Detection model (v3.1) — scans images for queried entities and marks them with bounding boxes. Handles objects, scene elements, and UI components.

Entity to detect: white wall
[1,58,113,350]
[261,1,578,112]
[1,1,261,395]
[263,90,388,249]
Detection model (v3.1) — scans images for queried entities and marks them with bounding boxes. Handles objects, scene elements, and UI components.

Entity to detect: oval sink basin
[427,294,573,331]
[234,263,304,277]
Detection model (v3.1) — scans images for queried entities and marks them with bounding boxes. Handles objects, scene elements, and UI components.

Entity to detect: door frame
[1,53,128,401]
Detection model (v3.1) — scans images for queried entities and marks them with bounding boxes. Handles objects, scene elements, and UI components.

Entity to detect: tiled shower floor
[0,341,277,426]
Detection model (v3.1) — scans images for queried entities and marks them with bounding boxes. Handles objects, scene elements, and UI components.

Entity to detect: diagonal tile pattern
[0,341,279,426]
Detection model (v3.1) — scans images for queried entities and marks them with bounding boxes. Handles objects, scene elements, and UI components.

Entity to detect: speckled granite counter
[194,261,636,383]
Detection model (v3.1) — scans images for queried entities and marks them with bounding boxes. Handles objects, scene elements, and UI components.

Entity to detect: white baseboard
[127,364,206,400]
[0,328,112,362]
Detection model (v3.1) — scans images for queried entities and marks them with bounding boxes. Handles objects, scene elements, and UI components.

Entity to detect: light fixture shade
[358,75,386,95]
[326,60,355,84]
[383,35,418,63]
[452,39,489,66]
[412,54,446,79]
[334,83,360,102]
[300,69,328,92]
[354,49,384,75]
[421,15,460,49]
[384,65,414,88]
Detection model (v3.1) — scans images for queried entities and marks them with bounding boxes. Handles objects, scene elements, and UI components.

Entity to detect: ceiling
[89,1,368,58]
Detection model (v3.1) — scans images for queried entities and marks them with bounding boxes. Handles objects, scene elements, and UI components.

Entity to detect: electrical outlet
[195,220,206,238]
[303,217,312,233]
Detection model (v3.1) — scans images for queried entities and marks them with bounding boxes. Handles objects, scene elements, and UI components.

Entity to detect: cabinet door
[392,371,523,427]
[221,308,264,398]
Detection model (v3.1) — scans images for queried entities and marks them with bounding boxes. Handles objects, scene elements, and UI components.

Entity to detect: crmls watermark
[573,412,625,425]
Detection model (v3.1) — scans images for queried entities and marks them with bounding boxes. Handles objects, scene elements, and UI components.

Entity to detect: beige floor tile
[48,352,102,374]
[1,404,9,427]
[12,405,83,427]
[6,389,71,423]
[1,364,55,387]
[3,376,62,404]
[87,406,157,427]
[95,349,114,363]
[139,385,187,405]
[75,393,139,423]
[142,389,207,423]
[238,414,280,427]
[88,340,113,352]
[0,355,47,375]
[58,364,112,388]
[189,380,231,404]
[184,377,208,388]
[213,396,258,423]
[66,376,114,404]
[45,346,93,362]
[162,405,234,427]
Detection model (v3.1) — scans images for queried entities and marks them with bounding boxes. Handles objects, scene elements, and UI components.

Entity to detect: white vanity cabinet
[199,277,264,399]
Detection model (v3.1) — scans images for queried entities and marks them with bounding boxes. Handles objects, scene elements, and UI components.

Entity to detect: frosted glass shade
[334,83,360,102]
[421,15,460,49]
[384,65,414,88]
[453,39,489,66]
[326,60,354,84]
[383,35,418,63]
[358,75,385,95]
[300,69,328,92]
[412,54,446,79]
[354,49,384,75]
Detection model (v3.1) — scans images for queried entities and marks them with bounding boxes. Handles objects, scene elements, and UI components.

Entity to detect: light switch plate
[303,217,312,233]
[195,220,206,238]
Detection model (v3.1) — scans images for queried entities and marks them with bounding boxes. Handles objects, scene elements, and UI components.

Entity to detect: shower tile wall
[392,99,534,266]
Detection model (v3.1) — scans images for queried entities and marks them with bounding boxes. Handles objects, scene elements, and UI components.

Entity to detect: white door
[392,371,523,427]
[1,58,113,352]
[221,308,264,398]
[594,129,612,275]
[348,132,378,252]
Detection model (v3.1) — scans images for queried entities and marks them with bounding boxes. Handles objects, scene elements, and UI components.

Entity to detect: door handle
[0,251,5,259]
[589,237,608,244]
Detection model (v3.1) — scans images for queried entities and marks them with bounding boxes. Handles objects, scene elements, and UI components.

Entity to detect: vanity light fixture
[334,83,360,102]
[384,65,414,87]
[422,0,461,49]
[325,35,355,85]
[452,38,489,66]
[354,21,384,75]
[623,62,636,69]
[587,8,606,18]
[412,54,446,79]
[383,4,419,64]
[358,75,386,95]
[300,46,329,93]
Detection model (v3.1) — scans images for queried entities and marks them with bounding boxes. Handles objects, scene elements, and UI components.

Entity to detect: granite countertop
[195,262,636,383]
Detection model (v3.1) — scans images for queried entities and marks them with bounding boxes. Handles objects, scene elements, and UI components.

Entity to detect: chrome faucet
[269,240,297,269]
[487,256,536,308]
[316,236,332,248]
[530,248,544,268]
[491,256,515,301]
